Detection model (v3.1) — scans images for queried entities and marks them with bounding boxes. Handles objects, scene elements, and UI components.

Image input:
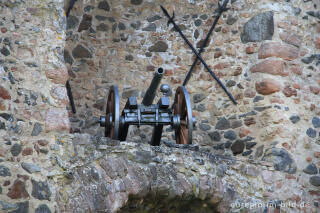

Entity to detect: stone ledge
[54,134,299,213]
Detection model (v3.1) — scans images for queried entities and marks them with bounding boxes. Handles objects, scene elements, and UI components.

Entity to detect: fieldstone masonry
[0,0,320,212]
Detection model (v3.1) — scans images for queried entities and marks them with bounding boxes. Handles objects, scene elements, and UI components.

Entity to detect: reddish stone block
[279,31,302,48]
[258,42,299,61]
[270,98,284,104]
[310,104,315,111]
[306,157,312,162]
[293,83,301,90]
[316,37,320,49]
[283,85,297,97]
[233,67,242,76]
[310,86,320,95]
[45,68,69,84]
[245,46,255,54]
[45,108,70,132]
[239,128,250,138]
[22,147,33,156]
[314,152,320,158]
[0,86,11,100]
[37,140,49,146]
[255,79,281,95]
[285,174,296,180]
[1,27,7,33]
[244,117,256,126]
[164,69,173,76]
[213,62,229,70]
[7,180,29,199]
[250,59,288,76]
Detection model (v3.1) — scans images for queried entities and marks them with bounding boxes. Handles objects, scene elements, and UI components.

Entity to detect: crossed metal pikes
[160,0,237,105]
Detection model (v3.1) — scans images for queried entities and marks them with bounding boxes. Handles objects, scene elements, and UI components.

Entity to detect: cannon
[99,67,196,145]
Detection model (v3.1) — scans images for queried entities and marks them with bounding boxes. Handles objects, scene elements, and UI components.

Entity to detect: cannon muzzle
[142,67,164,106]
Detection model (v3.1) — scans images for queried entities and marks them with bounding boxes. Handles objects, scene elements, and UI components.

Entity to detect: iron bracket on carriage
[99,67,196,145]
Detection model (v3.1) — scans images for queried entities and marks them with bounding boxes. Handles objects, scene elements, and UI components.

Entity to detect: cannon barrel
[142,67,165,106]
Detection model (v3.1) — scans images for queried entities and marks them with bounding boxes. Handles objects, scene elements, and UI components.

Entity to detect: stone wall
[0,0,320,212]
[0,0,69,212]
[64,0,320,189]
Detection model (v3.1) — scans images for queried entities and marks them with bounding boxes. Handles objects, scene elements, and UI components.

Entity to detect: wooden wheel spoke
[173,86,193,145]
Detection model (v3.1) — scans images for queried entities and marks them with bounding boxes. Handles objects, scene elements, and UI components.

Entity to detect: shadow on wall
[119,195,219,213]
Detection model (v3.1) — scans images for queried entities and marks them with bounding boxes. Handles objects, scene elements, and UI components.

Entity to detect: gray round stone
[303,163,318,175]
[224,130,237,141]
[35,204,52,213]
[11,143,22,156]
[306,128,317,138]
[289,115,300,124]
[310,176,320,187]
[312,117,320,128]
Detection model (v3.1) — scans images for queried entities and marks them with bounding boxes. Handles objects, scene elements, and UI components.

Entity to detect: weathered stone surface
[215,117,230,130]
[51,86,69,104]
[98,1,110,11]
[231,140,245,155]
[122,89,139,99]
[263,148,296,174]
[261,170,273,184]
[97,23,109,31]
[72,45,92,58]
[312,117,320,128]
[224,130,237,141]
[310,176,320,187]
[45,109,70,132]
[193,93,206,103]
[11,143,22,156]
[240,11,274,43]
[7,180,29,199]
[0,86,11,100]
[148,41,168,52]
[258,42,299,61]
[21,162,41,174]
[31,179,51,200]
[35,204,51,213]
[303,163,318,174]
[64,50,74,65]
[1,46,10,56]
[255,79,281,95]
[199,123,211,131]
[31,122,43,136]
[208,131,221,141]
[0,201,18,211]
[290,115,300,124]
[283,85,297,97]
[250,59,287,76]
[8,201,29,213]
[22,147,33,156]
[0,165,11,176]
[131,0,143,5]
[78,14,92,32]
[142,23,156,31]
[306,128,316,138]
[279,31,302,48]
[67,16,79,30]
[45,68,69,84]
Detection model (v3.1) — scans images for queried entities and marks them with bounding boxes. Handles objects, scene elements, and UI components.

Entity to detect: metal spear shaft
[182,0,229,86]
[160,6,237,105]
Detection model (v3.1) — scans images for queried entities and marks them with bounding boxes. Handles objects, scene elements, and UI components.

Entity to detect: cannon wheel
[173,86,192,144]
[105,85,120,139]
